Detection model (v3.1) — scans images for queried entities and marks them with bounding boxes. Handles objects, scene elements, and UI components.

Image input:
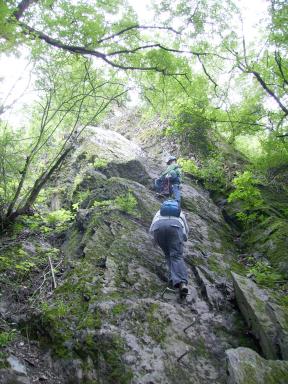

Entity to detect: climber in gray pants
[149,210,189,296]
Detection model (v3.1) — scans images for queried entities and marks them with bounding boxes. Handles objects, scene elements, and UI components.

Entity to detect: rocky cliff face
[0,112,287,384]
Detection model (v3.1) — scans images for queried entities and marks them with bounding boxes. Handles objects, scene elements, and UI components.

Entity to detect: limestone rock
[232,272,288,360]
[0,356,29,384]
[0,370,30,384]
[7,120,263,384]
[193,266,225,310]
[226,347,288,384]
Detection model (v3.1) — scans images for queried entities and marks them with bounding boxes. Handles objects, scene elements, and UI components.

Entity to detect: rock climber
[155,156,182,203]
[149,200,189,298]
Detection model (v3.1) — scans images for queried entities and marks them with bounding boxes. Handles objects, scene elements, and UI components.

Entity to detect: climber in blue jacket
[149,203,189,297]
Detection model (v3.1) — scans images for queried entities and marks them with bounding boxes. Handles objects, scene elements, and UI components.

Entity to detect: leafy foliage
[166,102,213,157]
[46,209,75,226]
[0,330,16,348]
[228,171,265,224]
[199,155,227,192]
[94,158,109,169]
[115,192,138,216]
[248,260,284,287]
[0,55,126,226]
[178,158,199,176]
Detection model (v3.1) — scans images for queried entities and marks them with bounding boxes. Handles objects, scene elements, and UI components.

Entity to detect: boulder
[101,159,152,187]
[226,347,288,384]
[232,272,288,360]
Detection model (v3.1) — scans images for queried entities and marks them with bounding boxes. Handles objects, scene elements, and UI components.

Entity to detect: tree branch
[250,70,288,116]
[197,55,218,90]
[97,25,181,44]
[14,146,73,218]
[274,51,288,88]
[14,0,39,20]
[18,22,228,76]
[105,43,207,57]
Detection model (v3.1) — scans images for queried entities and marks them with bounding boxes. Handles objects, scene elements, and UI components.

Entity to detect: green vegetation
[93,199,114,209]
[115,192,138,216]
[199,155,227,192]
[10,209,75,235]
[166,103,213,157]
[0,330,16,348]
[111,303,129,317]
[0,0,286,231]
[0,242,59,281]
[178,158,199,176]
[92,191,139,217]
[179,155,227,192]
[46,209,75,226]
[94,158,108,169]
[228,171,265,225]
[146,303,168,344]
[0,0,288,381]
[248,260,284,287]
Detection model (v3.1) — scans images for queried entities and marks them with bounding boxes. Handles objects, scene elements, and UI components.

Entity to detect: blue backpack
[160,199,180,217]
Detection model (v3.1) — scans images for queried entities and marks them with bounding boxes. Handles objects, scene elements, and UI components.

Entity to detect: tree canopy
[0,0,287,226]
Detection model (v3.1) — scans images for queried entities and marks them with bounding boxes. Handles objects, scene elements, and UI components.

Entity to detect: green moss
[236,359,288,384]
[76,334,133,384]
[102,343,133,384]
[207,256,227,275]
[0,352,9,369]
[146,303,168,344]
[77,312,101,330]
[112,303,129,317]
[193,336,209,358]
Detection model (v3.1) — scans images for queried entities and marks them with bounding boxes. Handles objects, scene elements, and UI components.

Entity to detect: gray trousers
[153,222,188,287]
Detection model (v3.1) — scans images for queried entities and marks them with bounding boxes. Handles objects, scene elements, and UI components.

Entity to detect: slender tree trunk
[7,147,72,221]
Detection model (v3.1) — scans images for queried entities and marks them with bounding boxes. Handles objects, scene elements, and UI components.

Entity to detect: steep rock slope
[28,125,257,384]
[1,118,286,383]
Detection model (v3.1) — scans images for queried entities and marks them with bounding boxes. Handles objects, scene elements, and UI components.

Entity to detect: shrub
[248,260,284,287]
[178,158,199,176]
[0,330,16,347]
[166,105,213,157]
[93,199,113,208]
[93,158,108,169]
[228,171,265,224]
[115,192,138,215]
[199,155,226,191]
[46,209,74,226]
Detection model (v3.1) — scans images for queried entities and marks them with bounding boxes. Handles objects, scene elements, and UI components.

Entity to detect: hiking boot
[179,282,188,298]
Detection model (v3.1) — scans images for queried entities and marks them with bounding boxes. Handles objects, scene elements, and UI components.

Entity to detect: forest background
[0,0,287,289]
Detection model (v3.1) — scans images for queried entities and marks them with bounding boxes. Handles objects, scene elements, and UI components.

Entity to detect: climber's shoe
[179,282,188,298]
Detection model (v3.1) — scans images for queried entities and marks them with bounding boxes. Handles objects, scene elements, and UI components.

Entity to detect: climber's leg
[171,184,181,204]
[154,224,188,288]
